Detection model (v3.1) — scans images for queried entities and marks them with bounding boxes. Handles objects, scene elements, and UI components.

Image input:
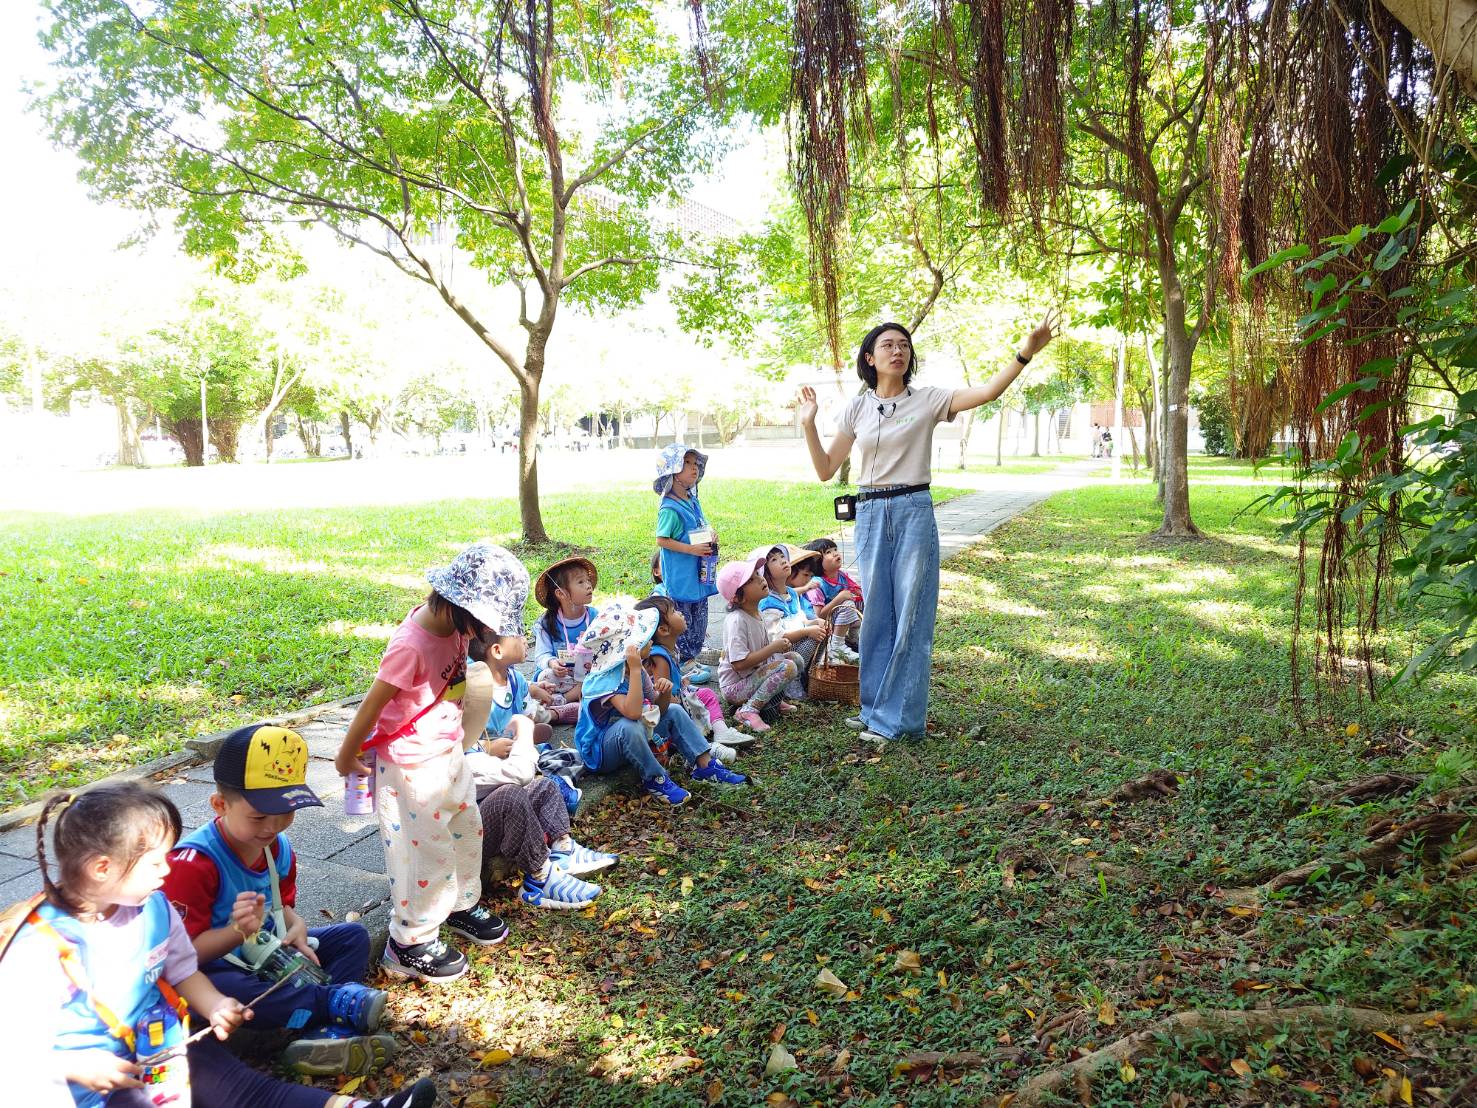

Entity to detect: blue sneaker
[685,664,713,684]
[327,982,387,1033]
[550,772,583,815]
[691,760,748,786]
[520,868,602,909]
[642,774,690,806]
[549,838,619,876]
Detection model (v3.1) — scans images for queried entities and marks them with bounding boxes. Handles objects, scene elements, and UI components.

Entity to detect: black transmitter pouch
[833,494,857,521]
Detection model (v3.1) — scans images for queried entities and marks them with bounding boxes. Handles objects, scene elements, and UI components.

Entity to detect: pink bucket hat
[717,556,766,604]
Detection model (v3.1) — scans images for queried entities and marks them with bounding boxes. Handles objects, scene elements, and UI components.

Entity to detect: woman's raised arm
[797,386,854,482]
[949,308,1063,418]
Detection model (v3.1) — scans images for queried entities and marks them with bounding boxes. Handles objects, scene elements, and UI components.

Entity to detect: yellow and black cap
[214,723,323,814]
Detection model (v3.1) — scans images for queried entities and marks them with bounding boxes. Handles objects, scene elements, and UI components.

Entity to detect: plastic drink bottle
[344,753,375,815]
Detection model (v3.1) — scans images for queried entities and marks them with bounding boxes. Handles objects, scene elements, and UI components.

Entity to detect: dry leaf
[1097,998,1118,1026]
[815,967,848,997]
[1399,1076,1413,1105]
[1229,1058,1252,1077]
[1373,1030,1408,1053]
[894,950,923,973]
[681,876,694,897]
[764,1043,797,1076]
[1119,1061,1136,1082]
[480,1048,513,1068]
[337,1076,365,1095]
[831,1048,851,1074]
[705,1078,724,1105]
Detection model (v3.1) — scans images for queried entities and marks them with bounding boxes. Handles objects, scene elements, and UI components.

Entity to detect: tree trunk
[295,414,322,457]
[165,418,205,466]
[517,347,551,545]
[1151,333,1168,497]
[958,409,975,469]
[1156,280,1201,538]
[114,396,143,467]
[1112,337,1127,481]
[1031,410,1041,457]
[1378,0,1477,95]
[339,412,353,457]
[209,420,241,464]
[996,404,1006,467]
[1136,382,1156,473]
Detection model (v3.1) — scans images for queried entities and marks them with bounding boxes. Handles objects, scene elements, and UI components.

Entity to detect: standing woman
[797,312,1060,743]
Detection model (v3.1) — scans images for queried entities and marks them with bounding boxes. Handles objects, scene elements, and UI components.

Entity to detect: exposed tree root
[1224,811,1476,906]
[1009,1005,1454,1106]
[1328,772,1420,803]
[1103,769,1180,805]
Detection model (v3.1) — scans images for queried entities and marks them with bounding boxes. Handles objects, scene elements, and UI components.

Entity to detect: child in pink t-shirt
[337,541,530,984]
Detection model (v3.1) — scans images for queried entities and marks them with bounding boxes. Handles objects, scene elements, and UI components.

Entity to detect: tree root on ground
[1223,811,1476,906]
[1008,1005,1455,1106]
[1328,773,1420,803]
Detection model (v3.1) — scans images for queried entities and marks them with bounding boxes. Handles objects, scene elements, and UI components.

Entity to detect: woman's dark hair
[650,550,662,582]
[37,781,182,915]
[427,590,486,639]
[804,538,838,556]
[856,322,918,390]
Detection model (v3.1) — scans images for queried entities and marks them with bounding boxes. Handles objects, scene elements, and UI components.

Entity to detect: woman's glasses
[875,340,911,354]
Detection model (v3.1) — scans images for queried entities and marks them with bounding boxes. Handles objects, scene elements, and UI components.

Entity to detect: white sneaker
[834,644,860,664]
[709,741,738,764]
[712,721,756,747]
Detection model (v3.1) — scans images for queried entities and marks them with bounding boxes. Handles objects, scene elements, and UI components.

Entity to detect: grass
[960,454,1094,475]
[331,475,1477,1107]
[0,480,963,806]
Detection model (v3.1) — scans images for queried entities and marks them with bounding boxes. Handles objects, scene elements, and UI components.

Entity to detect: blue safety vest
[174,820,293,942]
[657,494,717,603]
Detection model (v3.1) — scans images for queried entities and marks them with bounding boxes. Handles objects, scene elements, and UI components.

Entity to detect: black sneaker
[367,1077,438,1107]
[445,904,509,946]
[382,937,467,982]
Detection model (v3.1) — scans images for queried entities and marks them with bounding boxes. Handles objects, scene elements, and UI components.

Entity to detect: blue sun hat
[426,540,529,636]
[653,443,709,496]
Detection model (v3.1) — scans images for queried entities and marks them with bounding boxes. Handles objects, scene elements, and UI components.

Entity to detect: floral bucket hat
[653,442,709,496]
[579,601,659,678]
[426,541,529,636]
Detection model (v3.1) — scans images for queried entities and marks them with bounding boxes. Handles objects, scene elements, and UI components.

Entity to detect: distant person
[1101,427,1114,458]
[1090,422,1102,458]
[797,312,1059,745]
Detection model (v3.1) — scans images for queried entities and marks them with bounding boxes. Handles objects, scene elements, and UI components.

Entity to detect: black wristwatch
[1015,351,1031,365]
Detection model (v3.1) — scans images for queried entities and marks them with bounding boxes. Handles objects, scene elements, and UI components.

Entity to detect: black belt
[857,483,930,502]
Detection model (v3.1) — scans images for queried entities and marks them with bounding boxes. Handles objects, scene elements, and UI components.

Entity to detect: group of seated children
[9,442,867,1105]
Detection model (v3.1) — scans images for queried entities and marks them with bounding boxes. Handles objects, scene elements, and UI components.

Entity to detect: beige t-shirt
[719,609,772,688]
[834,385,956,487]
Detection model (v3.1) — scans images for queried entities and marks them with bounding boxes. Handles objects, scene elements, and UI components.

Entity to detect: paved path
[0,459,1103,936]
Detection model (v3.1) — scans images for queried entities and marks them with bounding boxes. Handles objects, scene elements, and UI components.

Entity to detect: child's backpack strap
[0,890,47,964]
[2,896,190,1053]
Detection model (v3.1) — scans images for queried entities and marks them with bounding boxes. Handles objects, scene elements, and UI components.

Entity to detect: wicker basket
[807,658,860,704]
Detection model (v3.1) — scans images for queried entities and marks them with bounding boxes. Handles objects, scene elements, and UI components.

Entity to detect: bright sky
[0,1,778,315]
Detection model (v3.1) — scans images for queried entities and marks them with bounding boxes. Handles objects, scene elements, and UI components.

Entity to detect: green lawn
[355,476,1477,1107]
[961,454,1094,475]
[0,480,962,806]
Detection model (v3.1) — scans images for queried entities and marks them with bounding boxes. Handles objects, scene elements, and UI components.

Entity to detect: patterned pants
[674,597,709,664]
[377,749,483,945]
[477,776,571,876]
[721,652,802,714]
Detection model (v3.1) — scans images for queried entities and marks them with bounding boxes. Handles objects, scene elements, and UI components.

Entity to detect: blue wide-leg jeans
[855,489,940,739]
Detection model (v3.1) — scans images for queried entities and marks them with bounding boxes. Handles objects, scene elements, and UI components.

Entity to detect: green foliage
[1196,391,1233,456]
[1252,199,1477,684]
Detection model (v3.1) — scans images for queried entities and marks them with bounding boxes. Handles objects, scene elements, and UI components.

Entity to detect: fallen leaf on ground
[1098,998,1117,1026]
[815,967,848,997]
[894,950,923,973]
[765,1043,797,1076]
[1229,1058,1252,1077]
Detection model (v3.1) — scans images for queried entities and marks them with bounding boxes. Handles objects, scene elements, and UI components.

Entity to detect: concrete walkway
[0,459,1102,934]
